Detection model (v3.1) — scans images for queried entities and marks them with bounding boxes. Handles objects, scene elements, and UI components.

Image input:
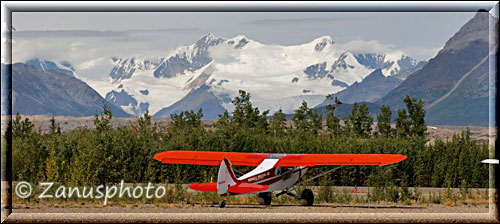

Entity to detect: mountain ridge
[377,11,496,126]
[98,33,424,117]
[2,62,131,117]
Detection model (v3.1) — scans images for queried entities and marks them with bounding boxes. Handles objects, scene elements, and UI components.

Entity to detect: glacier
[54,33,425,118]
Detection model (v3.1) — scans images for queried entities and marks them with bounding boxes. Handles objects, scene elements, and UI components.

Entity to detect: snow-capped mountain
[109,57,162,81]
[25,58,76,76]
[105,88,149,115]
[353,53,424,77]
[90,34,424,118]
[153,33,229,79]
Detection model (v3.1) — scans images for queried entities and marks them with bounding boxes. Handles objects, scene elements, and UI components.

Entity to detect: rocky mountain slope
[377,12,497,126]
[2,63,130,117]
[316,68,404,107]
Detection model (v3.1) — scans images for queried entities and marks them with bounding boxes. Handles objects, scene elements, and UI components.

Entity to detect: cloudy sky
[10,11,476,80]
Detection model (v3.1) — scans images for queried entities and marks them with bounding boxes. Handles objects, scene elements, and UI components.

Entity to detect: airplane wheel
[300,189,314,206]
[258,192,272,205]
[218,200,226,208]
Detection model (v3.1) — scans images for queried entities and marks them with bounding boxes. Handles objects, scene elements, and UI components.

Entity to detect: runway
[4,203,497,223]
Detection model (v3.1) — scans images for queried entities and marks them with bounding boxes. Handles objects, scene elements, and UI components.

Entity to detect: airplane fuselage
[235,157,308,194]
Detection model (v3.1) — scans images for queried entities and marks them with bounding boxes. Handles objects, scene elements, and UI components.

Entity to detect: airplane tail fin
[217,157,238,195]
[190,157,268,195]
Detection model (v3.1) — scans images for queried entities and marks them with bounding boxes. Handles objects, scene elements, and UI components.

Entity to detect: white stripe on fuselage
[237,158,279,181]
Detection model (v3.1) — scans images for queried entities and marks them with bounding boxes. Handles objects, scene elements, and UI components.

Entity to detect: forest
[6,90,491,202]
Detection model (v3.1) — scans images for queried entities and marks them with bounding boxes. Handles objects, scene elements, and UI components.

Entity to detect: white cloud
[78,57,110,70]
[400,46,441,60]
[336,39,438,60]
[9,30,180,80]
[336,40,400,54]
[208,44,239,64]
[9,28,440,84]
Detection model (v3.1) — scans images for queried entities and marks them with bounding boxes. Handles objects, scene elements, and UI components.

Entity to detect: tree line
[8,90,490,190]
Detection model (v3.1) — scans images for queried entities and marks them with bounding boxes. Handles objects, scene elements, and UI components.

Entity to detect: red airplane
[154,150,407,208]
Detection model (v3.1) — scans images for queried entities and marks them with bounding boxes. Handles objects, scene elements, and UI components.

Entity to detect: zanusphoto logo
[15,180,167,205]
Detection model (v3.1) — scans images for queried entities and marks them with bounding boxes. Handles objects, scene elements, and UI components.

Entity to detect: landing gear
[300,189,314,206]
[218,200,226,208]
[257,192,272,205]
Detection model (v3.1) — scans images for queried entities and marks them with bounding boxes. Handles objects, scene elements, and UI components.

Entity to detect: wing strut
[289,166,344,192]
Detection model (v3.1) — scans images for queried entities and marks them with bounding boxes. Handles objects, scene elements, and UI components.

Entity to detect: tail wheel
[258,192,272,205]
[218,200,226,208]
[300,189,314,206]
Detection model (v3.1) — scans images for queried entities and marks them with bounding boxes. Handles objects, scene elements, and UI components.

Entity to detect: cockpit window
[275,167,293,176]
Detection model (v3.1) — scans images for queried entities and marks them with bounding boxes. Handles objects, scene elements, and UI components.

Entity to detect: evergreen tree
[231,90,269,132]
[325,95,343,137]
[49,116,61,135]
[358,103,373,137]
[377,105,392,137]
[310,109,323,134]
[270,108,287,137]
[212,110,234,148]
[395,109,411,138]
[214,110,233,131]
[138,109,152,130]
[403,95,427,137]
[12,113,34,138]
[170,109,204,131]
[9,90,490,192]
[292,100,321,134]
[348,103,373,137]
[292,100,311,132]
[395,95,427,138]
[94,105,113,133]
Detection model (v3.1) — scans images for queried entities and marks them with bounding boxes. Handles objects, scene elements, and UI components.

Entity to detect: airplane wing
[154,150,271,166]
[273,154,407,167]
[154,150,407,167]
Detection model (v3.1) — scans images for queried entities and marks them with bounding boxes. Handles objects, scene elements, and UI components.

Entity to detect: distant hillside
[153,85,230,120]
[316,69,403,107]
[1,64,12,116]
[377,12,497,126]
[2,63,131,117]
